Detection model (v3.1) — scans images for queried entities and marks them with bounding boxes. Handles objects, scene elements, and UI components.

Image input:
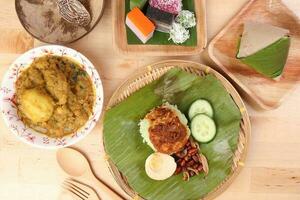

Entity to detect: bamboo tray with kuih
[113,0,207,56]
[208,0,300,110]
[102,60,251,200]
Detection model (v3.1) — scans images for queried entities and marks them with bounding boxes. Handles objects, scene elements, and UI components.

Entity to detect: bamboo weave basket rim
[103,60,251,200]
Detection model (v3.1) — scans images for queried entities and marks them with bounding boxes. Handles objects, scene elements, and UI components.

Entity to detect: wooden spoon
[57,148,125,200]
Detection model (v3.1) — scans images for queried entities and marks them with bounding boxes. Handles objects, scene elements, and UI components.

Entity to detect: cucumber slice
[188,99,214,119]
[191,114,216,143]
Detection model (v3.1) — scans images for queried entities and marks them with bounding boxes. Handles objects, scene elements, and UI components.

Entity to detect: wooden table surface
[0,1,300,200]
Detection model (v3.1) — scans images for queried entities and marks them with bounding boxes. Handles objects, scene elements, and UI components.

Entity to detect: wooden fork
[63,179,100,200]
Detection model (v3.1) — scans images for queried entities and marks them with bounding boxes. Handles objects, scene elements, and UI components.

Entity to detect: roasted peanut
[187,160,195,166]
[192,155,199,162]
[190,141,197,148]
[180,159,186,166]
[174,167,182,175]
[176,149,187,158]
[184,155,190,161]
[197,164,203,172]
[193,164,199,169]
[188,148,198,156]
[189,171,195,176]
[173,139,207,181]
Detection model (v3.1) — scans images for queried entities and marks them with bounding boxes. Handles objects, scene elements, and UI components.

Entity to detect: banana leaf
[237,37,291,78]
[103,68,241,200]
[125,0,197,46]
[130,0,148,10]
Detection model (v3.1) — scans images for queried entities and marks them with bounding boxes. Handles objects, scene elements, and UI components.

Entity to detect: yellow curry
[15,55,95,138]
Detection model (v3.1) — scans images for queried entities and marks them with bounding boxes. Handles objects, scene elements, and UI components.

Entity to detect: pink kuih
[149,0,182,15]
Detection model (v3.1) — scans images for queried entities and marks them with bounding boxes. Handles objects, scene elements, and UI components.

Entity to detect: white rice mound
[139,102,190,151]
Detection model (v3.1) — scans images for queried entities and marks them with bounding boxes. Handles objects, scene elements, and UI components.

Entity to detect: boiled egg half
[145,152,177,180]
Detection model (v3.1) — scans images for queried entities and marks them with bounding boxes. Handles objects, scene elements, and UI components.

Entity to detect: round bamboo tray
[103,60,251,200]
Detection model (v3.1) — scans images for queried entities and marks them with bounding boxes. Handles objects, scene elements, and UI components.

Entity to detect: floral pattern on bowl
[0,45,104,149]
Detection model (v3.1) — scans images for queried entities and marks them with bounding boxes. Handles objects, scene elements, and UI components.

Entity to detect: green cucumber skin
[237,37,291,79]
[188,99,214,120]
[191,114,216,143]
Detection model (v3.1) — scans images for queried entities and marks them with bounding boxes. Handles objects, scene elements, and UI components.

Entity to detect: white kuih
[237,21,289,58]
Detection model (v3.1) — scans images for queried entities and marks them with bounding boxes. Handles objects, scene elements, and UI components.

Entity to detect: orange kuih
[126,7,155,43]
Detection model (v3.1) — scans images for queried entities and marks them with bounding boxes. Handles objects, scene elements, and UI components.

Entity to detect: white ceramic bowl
[0,45,104,149]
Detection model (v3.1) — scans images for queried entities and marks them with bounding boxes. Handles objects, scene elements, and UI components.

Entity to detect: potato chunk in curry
[15,55,95,138]
[19,88,54,123]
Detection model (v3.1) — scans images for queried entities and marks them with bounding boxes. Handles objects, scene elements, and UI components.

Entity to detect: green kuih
[130,0,148,10]
[239,37,291,79]
[236,21,291,79]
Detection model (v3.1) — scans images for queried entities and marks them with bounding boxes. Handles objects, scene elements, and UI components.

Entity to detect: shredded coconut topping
[169,22,190,44]
[175,10,196,28]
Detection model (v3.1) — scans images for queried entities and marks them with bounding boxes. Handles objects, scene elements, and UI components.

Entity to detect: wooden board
[208,0,300,110]
[2,1,300,200]
[113,0,207,56]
